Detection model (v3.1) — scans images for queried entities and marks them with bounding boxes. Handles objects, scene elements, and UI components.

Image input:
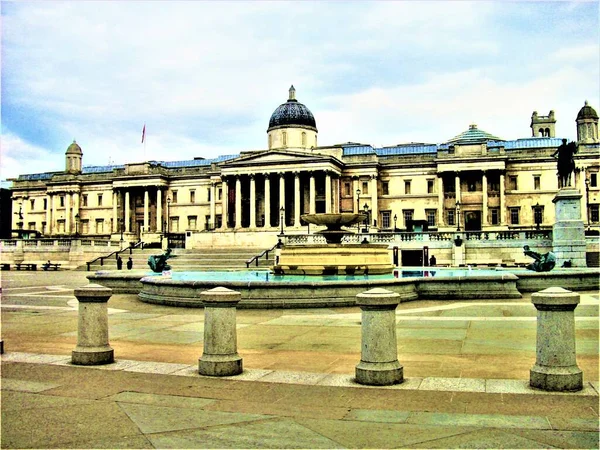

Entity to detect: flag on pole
[141,124,146,143]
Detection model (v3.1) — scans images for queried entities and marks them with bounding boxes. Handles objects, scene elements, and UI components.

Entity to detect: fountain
[272,213,394,276]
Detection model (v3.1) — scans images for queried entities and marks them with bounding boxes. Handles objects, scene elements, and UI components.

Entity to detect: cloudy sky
[1,1,598,183]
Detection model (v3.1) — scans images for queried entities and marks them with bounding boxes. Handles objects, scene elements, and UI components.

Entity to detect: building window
[172,191,178,203]
[382,181,389,196]
[533,206,544,225]
[591,173,598,187]
[534,175,541,190]
[344,182,351,196]
[190,190,196,203]
[403,209,413,228]
[41,222,47,233]
[510,207,520,225]
[30,199,35,210]
[427,179,435,194]
[268,134,272,148]
[43,198,48,210]
[81,219,89,234]
[362,181,369,195]
[28,222,36,230]
[590,205,599,223]
[302,132,306,146]
[57,219,65,233]
[188,215,197,230]
[509,176,518,190]
[218,188,222,200]
[490,208,499,225]
[207,188,211,202]
[381,211,391,229]
[60,196,65,207]
[170,217,179,232]
[447,209,455,226]
[97,194,103,206]
[95,219,104,234]
[404,180,411,195]
[82,195,88,207]
[282,131,287,146]
[426,209,437,227]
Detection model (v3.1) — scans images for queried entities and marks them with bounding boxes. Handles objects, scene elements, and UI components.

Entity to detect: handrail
[246,243,278,268]
[86,240,144,271]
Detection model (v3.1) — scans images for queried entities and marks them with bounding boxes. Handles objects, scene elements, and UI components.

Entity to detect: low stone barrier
[72,284,114,365]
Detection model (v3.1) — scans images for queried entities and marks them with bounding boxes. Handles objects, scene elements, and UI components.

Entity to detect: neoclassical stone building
[8,87,600,248]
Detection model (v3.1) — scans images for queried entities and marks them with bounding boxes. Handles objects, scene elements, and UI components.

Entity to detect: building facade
[8,87,600,248]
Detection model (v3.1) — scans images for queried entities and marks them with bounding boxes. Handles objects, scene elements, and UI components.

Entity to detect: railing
[86,240,144,271]
[245,243,279,268]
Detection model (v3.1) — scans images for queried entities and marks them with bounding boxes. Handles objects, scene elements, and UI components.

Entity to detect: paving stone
[344,408,411,423]
[258,370,330,385]
[122,361,192,374]
[406,411,552,429]
[410,428,558,449]
[511,429,600,449]
[419,377,486,392]
[106,391,216,408]
[0,390,96,412]
[1,378,63,393]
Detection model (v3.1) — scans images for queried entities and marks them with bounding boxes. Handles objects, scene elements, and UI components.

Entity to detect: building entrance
[465,211,481,231]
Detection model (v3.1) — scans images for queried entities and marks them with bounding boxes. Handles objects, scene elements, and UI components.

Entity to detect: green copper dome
[446,124,503,144]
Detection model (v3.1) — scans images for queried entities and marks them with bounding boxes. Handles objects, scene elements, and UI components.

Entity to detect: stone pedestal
[452,236,464,267]
[355,288,403,386]
[530,287,583,391]
[71,284,114,365]
[198,287,243,376]
[552,188,586,267]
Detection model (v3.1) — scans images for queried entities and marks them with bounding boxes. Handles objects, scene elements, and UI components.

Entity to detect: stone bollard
[355,288,403,386]
[530,287,583,391]
[72,284,114,365]
[198,287,243,376]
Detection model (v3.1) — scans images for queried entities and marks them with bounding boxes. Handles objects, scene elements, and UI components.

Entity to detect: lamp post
[455,201,461,231]
[166,196,171,234]
[356,188,361,230]
[279,206,285,235]
[119,218,124,250]
[585,177,591,226]
[534,202,541,230]
[363,203,369,233]
[393,214,397,232]
[74,213,80,237]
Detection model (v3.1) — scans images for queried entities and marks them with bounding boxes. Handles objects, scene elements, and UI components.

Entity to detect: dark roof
[268,86,317,132]
[66,140,82,155]
[577,101,598,120]
[447,124,503,144]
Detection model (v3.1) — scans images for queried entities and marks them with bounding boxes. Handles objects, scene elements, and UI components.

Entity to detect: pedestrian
[116,255,123,270]
[429,255,437,266]
[127,257,133,270]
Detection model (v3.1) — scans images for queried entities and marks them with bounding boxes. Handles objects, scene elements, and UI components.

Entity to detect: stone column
[112,191,118,233]
[355,288,403,386]
[500,172,506,225]
[353,177,359,213]
[235,177,242,229]
[52,194,58,234]
[437,176,444,226]
[294,173,301,226]
[198,287,243,376]
[335,177,340,213]
[143,189,149,232]
[264,175,271,227]
[482,171,489,226]
[156,188,163,232]
[46,194,52,235]
[221,178,228,229]
[65,193,71,235]
[71,284,114,365]
[249,175,256,228]
[370,175,378,227]
[325,172,332,213]
[455,173,461,204]
[210,183,216,229]
[530,287,583,391]
[124,191,131,232]
[309,172,316,214]
[279,172,285,210]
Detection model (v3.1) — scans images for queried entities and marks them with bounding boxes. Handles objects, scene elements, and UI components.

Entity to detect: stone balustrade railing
[0,239,121,250]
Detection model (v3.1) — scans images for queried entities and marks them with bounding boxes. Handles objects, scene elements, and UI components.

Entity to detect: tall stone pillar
[353,177,359,213]
[124,191,131,232]
[294,173,301,226]
[221,178,228,229]
[235,177,242,228]
[455,173,461,203]
[264,175,271,227]
[156,189,162,232]
[355,288,403,386]
[370,175,378,227]
[112,191,118,232]
[65,193,71,235]
[71,284,114,365]
[52,195,58,234]
[482,171,489,226]
[249,176,256,228]
[279,172,285,209]
[530,287,582,391]
[552,188,586,266]
[500,173,506,225]
[46,194,52,235]
[325,172,332,213]
[437,176,444,226]
[309,172,316,214]
[143,189,149,232]
[210,183,216,229]
[335,177,340,213]
[198,287,243,376]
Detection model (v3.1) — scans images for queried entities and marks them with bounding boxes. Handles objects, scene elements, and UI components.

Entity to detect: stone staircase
[86,247,274,272]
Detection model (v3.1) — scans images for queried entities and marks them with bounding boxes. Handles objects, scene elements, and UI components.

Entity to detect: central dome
[268,86,317,132]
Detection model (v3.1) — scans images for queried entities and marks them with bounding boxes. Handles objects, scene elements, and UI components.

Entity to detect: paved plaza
[1,270,598,448]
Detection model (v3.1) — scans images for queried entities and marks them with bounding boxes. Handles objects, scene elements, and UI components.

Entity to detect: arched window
[538,129,544,137]
[545,128,550,137]
[282,131,287,147]
[268,134,272,149]
[301,132,306,146]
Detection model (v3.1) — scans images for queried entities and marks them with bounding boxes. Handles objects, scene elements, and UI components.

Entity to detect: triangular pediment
[220,149,337,168]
